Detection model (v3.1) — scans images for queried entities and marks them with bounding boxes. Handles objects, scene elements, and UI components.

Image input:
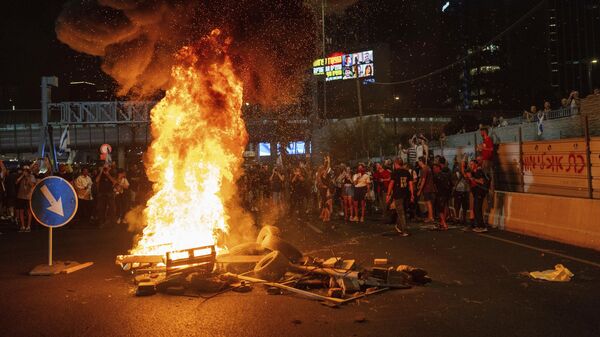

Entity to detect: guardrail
[432,119,598,200]
[506,107,575,125]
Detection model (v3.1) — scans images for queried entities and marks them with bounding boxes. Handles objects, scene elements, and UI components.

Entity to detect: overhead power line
[373,0,547,86]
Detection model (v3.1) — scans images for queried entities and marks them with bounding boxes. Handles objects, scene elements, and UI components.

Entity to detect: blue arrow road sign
[30,176,78,228]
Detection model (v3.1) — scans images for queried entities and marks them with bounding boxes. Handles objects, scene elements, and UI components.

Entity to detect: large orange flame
[130,30,247,256]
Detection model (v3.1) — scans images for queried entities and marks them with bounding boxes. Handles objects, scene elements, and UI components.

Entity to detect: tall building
[441,1,503,110]
[440,0,553,112]
[321,0,598,117]
[441,0,600,112]
[548,0,600,96]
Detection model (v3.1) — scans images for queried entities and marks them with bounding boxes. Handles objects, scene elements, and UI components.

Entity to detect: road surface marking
[480,233,600,269]
[308,224,323,234]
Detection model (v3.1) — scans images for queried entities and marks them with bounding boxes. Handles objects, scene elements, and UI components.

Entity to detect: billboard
[258,141,310,156]
[258,142,271,156]
[279,141,307,155]
[313,50,374,82]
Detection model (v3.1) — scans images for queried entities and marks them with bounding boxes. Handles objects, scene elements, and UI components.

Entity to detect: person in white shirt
[74,167,93,225]
[568,90,580,114]
[15,166,36,232]
[416,139,424,160]
[397,144,408,164]
[113,169,130,225]
[416,135,429,163]
[352,163,371,222]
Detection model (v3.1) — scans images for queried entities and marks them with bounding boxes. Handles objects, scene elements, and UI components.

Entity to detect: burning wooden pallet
[115,226,430,304]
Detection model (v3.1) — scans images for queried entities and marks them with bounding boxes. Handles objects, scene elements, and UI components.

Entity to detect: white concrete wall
[491,191,600,251]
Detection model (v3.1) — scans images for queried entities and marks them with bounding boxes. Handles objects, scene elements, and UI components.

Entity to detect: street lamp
[588,58,598,94]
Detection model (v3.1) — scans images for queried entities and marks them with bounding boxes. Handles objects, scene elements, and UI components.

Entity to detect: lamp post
[39,76,59,171]
[588,59,598,94]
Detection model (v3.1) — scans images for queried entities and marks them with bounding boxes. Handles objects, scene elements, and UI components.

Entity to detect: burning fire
[130,30,247,256]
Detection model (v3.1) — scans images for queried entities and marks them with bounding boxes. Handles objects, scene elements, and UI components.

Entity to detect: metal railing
[49,101,157,124]
[506,107,576,125]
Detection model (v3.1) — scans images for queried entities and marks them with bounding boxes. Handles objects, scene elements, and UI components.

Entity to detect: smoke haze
[56,0,317,106]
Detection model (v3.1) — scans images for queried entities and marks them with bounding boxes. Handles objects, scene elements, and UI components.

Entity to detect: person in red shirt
[373,163,391,217]
[479,127,494,164]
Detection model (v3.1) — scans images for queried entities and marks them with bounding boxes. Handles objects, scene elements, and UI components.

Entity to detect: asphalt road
[1,216,599,337]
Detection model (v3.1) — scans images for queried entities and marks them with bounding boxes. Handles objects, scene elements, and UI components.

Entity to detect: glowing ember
[130,30,247,256]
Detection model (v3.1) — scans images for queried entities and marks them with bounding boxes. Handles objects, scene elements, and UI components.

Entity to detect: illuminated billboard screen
[313,50,374,82]
[285,141,306,155]
[259,142,271,156]
[277,141,308,155]
[259,141,309,156]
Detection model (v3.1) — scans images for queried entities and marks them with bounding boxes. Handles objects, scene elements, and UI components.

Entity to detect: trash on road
[529,264,574,282]
[116,225,431,305]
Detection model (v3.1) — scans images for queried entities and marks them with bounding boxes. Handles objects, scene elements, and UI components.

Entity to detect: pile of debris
[115,226,431,306]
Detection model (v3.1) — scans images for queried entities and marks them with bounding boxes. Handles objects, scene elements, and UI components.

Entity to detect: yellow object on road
[529,264,574,282]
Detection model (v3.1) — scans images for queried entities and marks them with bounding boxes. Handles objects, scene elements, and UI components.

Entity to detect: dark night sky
[0,0,558,112]
[0,0,349,109]
[0,1,112,108]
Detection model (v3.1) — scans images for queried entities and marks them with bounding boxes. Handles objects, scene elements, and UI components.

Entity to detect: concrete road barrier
[490,190,600,251]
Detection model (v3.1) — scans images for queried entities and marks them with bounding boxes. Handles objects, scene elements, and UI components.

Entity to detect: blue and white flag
[537,112,545,136]
[58,126,70,155]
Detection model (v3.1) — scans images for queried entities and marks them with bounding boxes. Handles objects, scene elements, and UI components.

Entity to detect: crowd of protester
[239,128,495,235]
[0,159,149,233]
[1,126,497,236]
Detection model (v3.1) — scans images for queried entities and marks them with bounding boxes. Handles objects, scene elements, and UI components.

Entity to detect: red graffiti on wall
[522,152,586,174]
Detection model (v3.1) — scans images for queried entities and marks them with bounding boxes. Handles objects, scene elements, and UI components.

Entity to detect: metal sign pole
[49,227,53,266]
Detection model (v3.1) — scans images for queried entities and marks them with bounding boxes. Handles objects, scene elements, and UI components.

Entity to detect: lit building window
[480,65,501,73]
[480,98,494,105]
[482,44,500,52]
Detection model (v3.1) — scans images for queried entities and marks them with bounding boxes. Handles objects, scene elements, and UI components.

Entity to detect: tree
[322,115,397,162]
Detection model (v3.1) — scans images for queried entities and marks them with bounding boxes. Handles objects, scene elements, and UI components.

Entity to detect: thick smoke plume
[56,0,317,106]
